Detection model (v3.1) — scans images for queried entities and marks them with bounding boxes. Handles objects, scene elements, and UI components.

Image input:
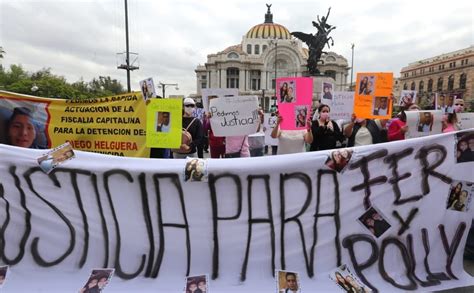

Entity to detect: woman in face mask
[442,98,464,133]
[309,104,344,151]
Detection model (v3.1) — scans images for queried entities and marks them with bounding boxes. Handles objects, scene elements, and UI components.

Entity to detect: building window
[460,73,467,89]
[410,82,415,90]
[447,75,454,91]
[403,83,408,90]
[254,45,260,55]
[201,82,207,89]
[325,70,337,79]
[246,44,252,54]
[437,77,443,91]
[419,80,424,94]
[427,79,433,92]
[226,67,239,88]
[262,45,267,52]
[250,70,261,90]
[227,52,239,59]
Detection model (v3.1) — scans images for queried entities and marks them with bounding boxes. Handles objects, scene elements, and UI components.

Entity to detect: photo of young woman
[295,106,307,128]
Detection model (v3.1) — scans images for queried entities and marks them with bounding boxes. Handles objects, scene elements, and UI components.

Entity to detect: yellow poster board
[0,91,149,157]
[146,98,182,148]
[354,72,393,119]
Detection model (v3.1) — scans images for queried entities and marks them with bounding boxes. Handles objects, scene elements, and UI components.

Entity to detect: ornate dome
[246,23,291,39]
[245,4,291,40]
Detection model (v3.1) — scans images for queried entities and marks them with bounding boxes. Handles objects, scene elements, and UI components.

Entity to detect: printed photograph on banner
[37,142,75,174]
[322,82,333,100]
[444,94,457,113]
[294,105,308,128]
[446,180,473,212]
[156,111,171,133]
[139,77,156,100]
[357,206,391,238]
[79,268,114,293]
[455,131,474,163]
[416,112,434,134]
[325,148,353,173]
[184,274,208,293]
[0,265,8,288]
[0,99,49,149]
[372,96,390,116]
[329,264,372,293]
[279,80,296,103]
[276,270,301,293]
[400,90,417,107]
[358,75,375,95]
[184,158,208,182]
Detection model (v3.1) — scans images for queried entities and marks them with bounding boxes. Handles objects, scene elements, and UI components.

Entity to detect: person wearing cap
[173,98,203,158]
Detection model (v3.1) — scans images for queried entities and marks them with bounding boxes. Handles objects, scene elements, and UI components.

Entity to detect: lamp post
[350,43,355,90]
[269,39,278,90]
[158,82,179,98]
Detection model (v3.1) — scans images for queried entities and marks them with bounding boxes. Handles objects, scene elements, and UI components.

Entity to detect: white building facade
[195,6,349,111]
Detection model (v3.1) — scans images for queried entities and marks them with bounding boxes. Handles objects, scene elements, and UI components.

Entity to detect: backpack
[172,118,197,153]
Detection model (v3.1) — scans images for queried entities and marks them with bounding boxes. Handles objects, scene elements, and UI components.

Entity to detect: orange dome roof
[246,23,291,39]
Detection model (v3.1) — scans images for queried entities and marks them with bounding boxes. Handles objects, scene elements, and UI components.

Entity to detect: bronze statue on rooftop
[292,7,336,76]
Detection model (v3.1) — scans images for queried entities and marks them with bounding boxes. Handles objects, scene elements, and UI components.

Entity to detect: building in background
[194,6,349,112]
[399,45,473,110]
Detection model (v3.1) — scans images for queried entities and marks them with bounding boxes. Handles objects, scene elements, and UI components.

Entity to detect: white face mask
[184,107,194,115]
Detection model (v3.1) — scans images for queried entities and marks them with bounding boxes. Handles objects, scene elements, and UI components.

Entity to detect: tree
[0,64,125,99]
[0,46,5,58]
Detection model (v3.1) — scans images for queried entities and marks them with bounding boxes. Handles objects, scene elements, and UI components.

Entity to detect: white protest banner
[264,113,279,146]
[457,113,474,130]
[201,88,239,113]
[405,110,443,139]
[209,96,259,137]
[0,131,473,292]
[325,91,354,121]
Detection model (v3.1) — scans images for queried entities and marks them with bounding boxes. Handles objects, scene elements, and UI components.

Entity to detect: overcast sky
[1,0,472,96]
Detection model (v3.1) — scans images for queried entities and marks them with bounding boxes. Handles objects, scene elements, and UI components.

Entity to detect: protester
[248,109,265,157]
[344,114,384,147]
[387,103,420,141]
[271,112,312,155]
[225,135,250,158]
[6,107,39,148]
[310,104,344,151]
[193,102,207,158]
[443,98,465,133]
[172,98,203,159]
[203,113,225,158]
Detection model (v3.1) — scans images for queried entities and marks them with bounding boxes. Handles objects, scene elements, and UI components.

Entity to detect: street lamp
[157,82,179,98]
[350,43,355,90]
[269,38,278,90]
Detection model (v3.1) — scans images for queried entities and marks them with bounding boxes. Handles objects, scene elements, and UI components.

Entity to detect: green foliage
[0,64,125,99]
[0,46,4,58]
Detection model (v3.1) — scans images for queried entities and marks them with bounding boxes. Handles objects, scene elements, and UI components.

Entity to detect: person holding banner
[271,112,312,155]
[203,114,226,158]
[344,114,384,147]
[6,107,40,148]
[173,98,203,159]
[310,104,343,151]
[387,103,420,141]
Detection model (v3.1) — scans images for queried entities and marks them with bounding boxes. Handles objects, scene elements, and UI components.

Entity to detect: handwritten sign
[202,88,239,113]
[324,91,354,121]
[209,96,259,136]
[405,110,443,139]
[277,77,313,130]
[146,98,182,148]
[263,113,279,146]
[354,73,393,119]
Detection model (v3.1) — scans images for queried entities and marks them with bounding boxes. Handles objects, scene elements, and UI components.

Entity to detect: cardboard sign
[325,91,354,121]
[457,113,474,130]
[202,88,239,113]
[354,73,393,119]
[146,98,182,148]
[139,77,156,100]
[276,77,313,130]
[209,96,259,137]
[399,90,417,107]
[263,113,279,146]
[321,82,334,102]
[405,110,443,139]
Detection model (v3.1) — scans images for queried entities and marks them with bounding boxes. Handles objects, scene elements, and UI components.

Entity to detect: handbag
[224,137,246,158]
[171,118,197,153]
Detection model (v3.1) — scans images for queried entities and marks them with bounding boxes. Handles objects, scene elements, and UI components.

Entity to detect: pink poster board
[276,77,313,130]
